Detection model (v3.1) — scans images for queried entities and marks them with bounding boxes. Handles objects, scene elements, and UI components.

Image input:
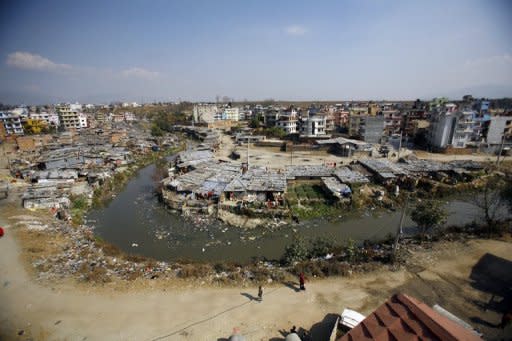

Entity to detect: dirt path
[1,213,511,340]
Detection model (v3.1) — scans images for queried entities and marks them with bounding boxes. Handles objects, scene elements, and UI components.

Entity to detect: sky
[0,0,511,104]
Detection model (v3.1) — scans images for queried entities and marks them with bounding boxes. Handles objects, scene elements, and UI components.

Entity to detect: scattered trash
[131,243,138,247]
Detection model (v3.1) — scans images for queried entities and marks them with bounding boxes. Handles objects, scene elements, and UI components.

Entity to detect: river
[87,161,506,263]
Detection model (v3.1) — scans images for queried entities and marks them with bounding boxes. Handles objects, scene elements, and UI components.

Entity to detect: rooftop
[338,293,482,341]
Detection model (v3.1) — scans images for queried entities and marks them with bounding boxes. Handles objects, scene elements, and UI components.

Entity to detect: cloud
[285,25,308,36]
[6,51,72,72]
[121,67,159,80]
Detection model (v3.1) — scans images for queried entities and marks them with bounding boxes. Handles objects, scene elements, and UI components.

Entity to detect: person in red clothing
[0,227,4,238]
[299,272,306,290]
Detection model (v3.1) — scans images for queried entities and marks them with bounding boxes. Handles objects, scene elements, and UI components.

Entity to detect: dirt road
[1,210,511,341]
[216,134,499,169]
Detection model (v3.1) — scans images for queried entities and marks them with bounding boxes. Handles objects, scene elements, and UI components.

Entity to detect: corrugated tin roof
[286,165,333,179]
[334,167,370,183]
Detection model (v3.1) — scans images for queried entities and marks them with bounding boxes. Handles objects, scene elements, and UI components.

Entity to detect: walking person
[258,285,263,302]
[299,272,306,291]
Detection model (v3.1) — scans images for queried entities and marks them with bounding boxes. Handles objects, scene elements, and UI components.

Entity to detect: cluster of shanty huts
[162,146,485,217]
[10,126,176,210]
[358,158,484,187]
[161,150,371,215]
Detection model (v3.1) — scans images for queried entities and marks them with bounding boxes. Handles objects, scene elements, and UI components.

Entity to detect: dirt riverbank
[1,200,511,340]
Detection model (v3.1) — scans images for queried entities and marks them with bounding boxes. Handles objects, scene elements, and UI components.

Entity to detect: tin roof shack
[22,183,71,209]
[39,153,86,170]
[285,165,333,181]
[107,147,133,167]
[447,160,484,182]
[175,150,215,171]
[162,162,241,212]
[224,167,287,203]
[333,167,370,184]
[30,170,78,184]
[321,176,352,201]
[316,137,372,157]
[358,159,409,185]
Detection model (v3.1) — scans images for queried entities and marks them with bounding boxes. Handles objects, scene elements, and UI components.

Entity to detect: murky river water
[87,161,507,263]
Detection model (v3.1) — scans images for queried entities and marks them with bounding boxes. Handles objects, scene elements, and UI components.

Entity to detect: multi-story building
[300,115,327,138]
[78,113,88,128]
[487,116,512,144]
[193,104,218,124]
[332,110,350,128]
[349,113,385,143]
[263,109,280,128]
[429,105,476,149]
[56,104,83,130]
[29,111,60,128]
[0,111,24,135]
[401,109,428,138]
[276,111,298,134]
[382,110,402,136]
[222,107,240,121]
[429,112,455,149]
[451,111,475,148]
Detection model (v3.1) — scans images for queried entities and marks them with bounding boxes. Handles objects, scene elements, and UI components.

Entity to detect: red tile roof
[337,294,482,341]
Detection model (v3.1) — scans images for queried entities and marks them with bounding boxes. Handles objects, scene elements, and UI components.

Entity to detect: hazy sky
[1,0,511,104]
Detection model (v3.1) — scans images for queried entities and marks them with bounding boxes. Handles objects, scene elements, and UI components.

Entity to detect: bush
[282,237,310,265]
[310,237,336,258]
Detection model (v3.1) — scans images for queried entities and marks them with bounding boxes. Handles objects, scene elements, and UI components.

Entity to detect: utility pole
[392,194,408,263]
[247,137,250,170]
[397,131,403,160]
[496,135,506,167]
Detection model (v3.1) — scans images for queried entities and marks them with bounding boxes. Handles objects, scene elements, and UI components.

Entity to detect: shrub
[282,237,310,265]
[309,237,336,258]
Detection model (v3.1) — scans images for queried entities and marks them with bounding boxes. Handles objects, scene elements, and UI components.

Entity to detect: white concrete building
[0,111,24,135]
[451,111,475,148]
[300,116,327,137]
[487,116,512,144]
[29,111,60,128]
[124,112,136,122]
[193,104,218,124]
[78,113,88,128]
[276,112,298,134]
[222,107,240,121]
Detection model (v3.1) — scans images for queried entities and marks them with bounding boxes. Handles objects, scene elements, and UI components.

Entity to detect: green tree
[282,237,309,264]
[263,127,286,139]
[411,200,447,237]
[249,114,263,128]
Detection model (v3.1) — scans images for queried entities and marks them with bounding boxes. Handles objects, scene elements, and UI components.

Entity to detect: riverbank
[1,210,511,340]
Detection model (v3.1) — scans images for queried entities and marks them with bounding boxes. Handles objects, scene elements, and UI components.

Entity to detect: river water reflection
[87,161,503,263]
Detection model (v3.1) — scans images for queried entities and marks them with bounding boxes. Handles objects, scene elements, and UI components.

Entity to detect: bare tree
[472,176,508,235]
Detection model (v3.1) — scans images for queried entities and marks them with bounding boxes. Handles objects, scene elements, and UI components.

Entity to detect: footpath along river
[87,161,503,263]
